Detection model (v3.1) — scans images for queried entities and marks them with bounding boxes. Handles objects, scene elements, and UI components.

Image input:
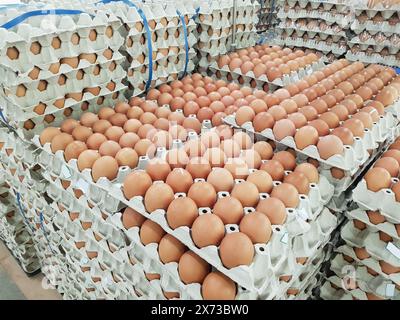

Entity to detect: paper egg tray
[278,0,349,11]
[346,51,400,68]
[0,6,124,74]
[341,220,400,270]
[348,38,400,55]
[353,8,400,20]
[321,256,398,300]
[347,208,400,241]
[224,110,397,173]
[351,19,400,35]
[277,24,347,43]
[273,35,348,56]
[209,56,326,90]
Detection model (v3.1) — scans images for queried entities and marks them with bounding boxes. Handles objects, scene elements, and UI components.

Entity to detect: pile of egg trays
[256,0,278,33]
[347,0,400,67]
[91,0,197,98]
[0,177,40,274]
[195,0,259,74]
[273,0,350,58]
[224,61,399,196]
[0,2,127,140]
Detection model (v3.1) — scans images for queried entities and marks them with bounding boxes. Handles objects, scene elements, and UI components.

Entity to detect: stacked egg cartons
[0,2,127,140]
[256,0,278,33]
[195,0,259,74]
[26,71,339,299]
[347,0,400,68]
[274,0,350,62]
[208,44,325,92]
[0,175,40,275]
[91,0,197,98]
[320,136,400,300]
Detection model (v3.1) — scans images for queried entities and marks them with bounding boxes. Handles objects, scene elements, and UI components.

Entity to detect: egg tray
[3,84,127,141]
[277,8,352,28]
[341,220,400,269]
[347,208,400,241]
[277,22,347,41]
[277,0,349,11]
[346,51,400,68]
[272,36,348,56]
[327,252,399,300]
[348,38,400,54]
[351,19,400,35]
[0,10,124,74]
[2,55,126,110]
[209,55,326,89]
[223,110,397,173]
[353,8,400,20]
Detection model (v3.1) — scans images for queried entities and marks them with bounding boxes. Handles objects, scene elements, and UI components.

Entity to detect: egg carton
[3,83,127,140]
[273,35,348,56]
[348,38,400,54]
[277,0,349,9]
[277,23,347,41]
[351,19,400,35]
[341,220,400,270]
[223,109,397,173]
[353,9,400,20]
[277,7,352,28]
[0,9,124,75]
[346,51,400,68]
[347,208,400,241]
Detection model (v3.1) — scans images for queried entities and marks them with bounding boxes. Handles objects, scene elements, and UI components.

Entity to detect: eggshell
[77,150,100,171]
[260,160,285,181]
[294,163,319,183]
[294,126,319,150]
[122,207,145,229]
[191,214,225,248]
[317,135,344,160]
[256,197,287,224]
[253,112,275,132]
[271,183,299,208]
[179,251,210,284]
[64,141,87,162]
[51,133,74,153]
[239,212,272,244]
[166,197,198,229]
[188,182,217,207]
[231,181,259,207]
[207,168,234,192]
[140,219,165,245]
[92,156,119,182]
[144,183,175,212]
[219,232,254,268]
[224,158,250,179]
[272,151,296,171]
[213,197,244,225]
[364,167,392,192]
[39,127,61,145]
[202,272,236,300]
[158,234,187,263]
[123,171,152,199]
[253,141,273,160]
[186,157,212,179]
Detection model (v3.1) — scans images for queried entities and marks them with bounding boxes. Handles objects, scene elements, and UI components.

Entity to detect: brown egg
[98,107,115,120]
[256,197,287,224]
[364,167,392,192]
[260,160,285,181]
[272,151,296,171]
[122,207,145,230]
[165,168,193,194]
[331,104,349,121]
[271,183,299,208]
[272,119,296,141]
[207,168,234,192]
[127,106,144,119]
[224,158,250,179]
[231,181,259,207]
[374,157,399,177]
[295,126,319,150]
[115,148,138,168]
[191,213,225,248]
[380,260,400,275]
[77,150,100,171]
[145,158,171,181]
[200,131,220,148]
[241,149,262,169]
[247,170,273,194]
[166,197,198,229]
[64,141,87,162]
[253,112,275,132]
[203,148,226,168]
[280,100,298,114]
[376,87,397,106]
[179,251,210,284]
[202,272,237,300]
[284,172,310,195]
[253,141,273,160]
[367,210,385,225]
[98,140,120,157]
[118,132,139,149]
[80,112,99,127]
[235,106,255,126]
[166,149,190,169]
[51,133,74,153]
[213,197,244,225]
[92,156,119,182]
[294,163,319,183]
[352,112,373,129]
[354,247,370,260]
[383,150,400,165]
[317,135,344,160]
[61,119,79,134]
[239,212,272,244]
[92,120,112,134]
[331,127,354,145]
[39,127,61,145]
[140,219,165,245]
[158,234,186,263]
[186,157,212,179]
[187,181,217,208]
[342,118,365,137]
[144,182,175,213]
[219,232,254,268]
[391,182,400,201]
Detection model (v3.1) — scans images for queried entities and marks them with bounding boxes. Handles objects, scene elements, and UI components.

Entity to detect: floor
[0,241,61,300]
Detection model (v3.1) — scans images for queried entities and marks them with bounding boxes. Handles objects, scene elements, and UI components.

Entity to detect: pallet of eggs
[209,44,325,92]
[256,0,278,33]
[224,60,400,195]
[347,0,400,67]
[274,0,350,58]
[0,2,127,140]
[92,0,197,98]
[195,0,259,74]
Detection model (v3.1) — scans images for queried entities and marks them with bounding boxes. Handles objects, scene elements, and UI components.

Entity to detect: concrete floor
[0,241,61,300]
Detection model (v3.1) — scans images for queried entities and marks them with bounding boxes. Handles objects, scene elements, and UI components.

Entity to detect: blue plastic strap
[395,67,400,75]
[16,192,35,233]
[0,108,12,129]
[1,9,85,30]
[98,0,153,91]
[177,10,189,79]
[40,212,55,254]
[191,7,200,21]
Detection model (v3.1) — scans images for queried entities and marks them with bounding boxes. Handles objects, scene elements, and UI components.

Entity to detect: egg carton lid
[341,220,400,268]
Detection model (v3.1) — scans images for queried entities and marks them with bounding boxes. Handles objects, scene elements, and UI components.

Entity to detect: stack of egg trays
[195,0,259,74]
[273,0,350,56]
[31,116,336,298]
[0,3,127,139]
[346,1,400,68]
[209,51,326,92]
[256,0,278,33]
[92,0,197,98]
